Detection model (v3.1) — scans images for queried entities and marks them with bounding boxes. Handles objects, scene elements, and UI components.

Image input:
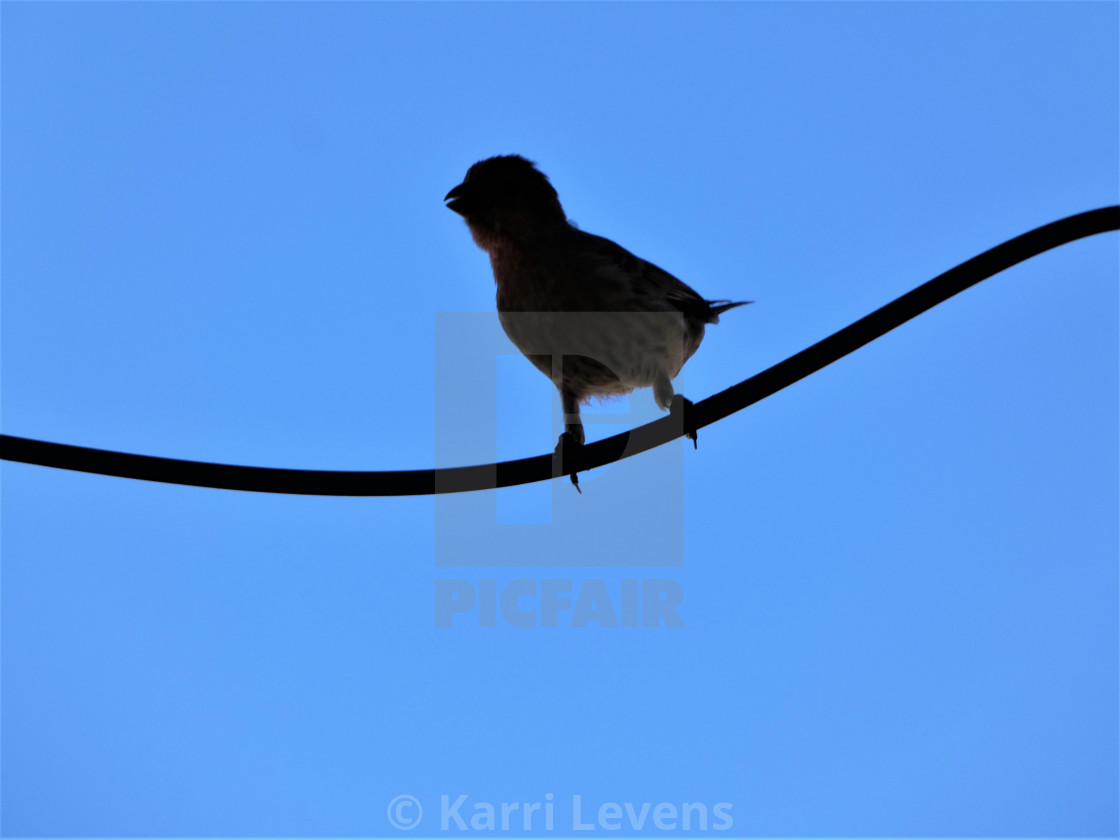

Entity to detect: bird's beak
[444,182,469,216]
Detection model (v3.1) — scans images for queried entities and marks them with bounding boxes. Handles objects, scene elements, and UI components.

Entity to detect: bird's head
[445,155,567,247]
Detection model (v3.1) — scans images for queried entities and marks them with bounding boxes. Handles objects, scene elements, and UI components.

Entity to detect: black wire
[2,206,1117,496]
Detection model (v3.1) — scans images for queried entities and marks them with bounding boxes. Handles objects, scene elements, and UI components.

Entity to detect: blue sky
[1,2,1117,836]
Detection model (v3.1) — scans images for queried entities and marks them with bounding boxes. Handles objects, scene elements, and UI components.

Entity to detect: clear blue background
[2,2,1117,836]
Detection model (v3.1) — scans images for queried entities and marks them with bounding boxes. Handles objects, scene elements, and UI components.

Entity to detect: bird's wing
[576,230,736,323]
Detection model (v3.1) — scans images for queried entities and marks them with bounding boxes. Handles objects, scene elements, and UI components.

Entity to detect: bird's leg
[553,389,585,492]
[655,371,698,448]
[670,394,698,449]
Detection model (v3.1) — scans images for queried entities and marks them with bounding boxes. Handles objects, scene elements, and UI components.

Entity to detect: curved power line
[2,206,1117,496]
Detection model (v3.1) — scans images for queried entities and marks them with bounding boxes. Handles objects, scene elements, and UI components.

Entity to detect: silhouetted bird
[445,155,749,489]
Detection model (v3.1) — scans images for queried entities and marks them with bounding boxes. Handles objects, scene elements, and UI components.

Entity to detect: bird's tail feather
[708,299,753,320]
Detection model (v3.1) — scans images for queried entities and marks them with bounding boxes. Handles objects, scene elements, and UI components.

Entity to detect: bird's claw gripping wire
[670,395,699,449]
[553,430,585,493]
